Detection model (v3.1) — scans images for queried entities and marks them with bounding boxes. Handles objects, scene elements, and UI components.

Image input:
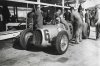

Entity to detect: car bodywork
[19,15,90,55]
[36,22,73,47]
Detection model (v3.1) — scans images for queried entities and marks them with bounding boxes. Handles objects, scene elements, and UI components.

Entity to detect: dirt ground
[0,27,100,66]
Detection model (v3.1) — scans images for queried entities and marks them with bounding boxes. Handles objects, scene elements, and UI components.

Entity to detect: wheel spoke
[60,35,68,51]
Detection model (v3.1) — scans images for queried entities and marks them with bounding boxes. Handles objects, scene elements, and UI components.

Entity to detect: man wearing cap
[54,9,69,30]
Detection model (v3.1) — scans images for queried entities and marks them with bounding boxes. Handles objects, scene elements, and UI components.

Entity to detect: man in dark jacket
[0,7,3,31]
[27,8,36,28]
[2,5,11,31]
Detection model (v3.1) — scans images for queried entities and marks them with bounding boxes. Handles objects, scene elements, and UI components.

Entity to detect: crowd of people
[27,4,100,43]
[0,4,100,42]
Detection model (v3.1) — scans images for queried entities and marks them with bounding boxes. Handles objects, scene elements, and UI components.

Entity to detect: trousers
[75,23,83,43]
[96,23,100,39]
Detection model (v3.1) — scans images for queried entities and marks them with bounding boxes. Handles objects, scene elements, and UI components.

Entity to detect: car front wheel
[55,31,69,55]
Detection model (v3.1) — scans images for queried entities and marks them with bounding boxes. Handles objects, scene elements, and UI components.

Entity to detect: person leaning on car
[54,9,69,30]
[70,7,83,44]
[35,5,43,28]
[27,5,43,29]
[78,4,84,22]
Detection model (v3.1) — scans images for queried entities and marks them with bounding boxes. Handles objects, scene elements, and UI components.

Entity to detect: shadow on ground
[0,39,13,50]
[13,39,59,55]
[88,38,96,40]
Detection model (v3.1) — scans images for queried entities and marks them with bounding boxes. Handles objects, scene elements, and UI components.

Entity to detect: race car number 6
[44,29,50,42]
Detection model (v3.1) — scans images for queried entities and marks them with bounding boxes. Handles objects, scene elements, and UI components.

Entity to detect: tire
[55,31,69,55]
[33,30,42,47]
[96,24,100,39]
[82,23,90,39]
[20,28,34,49]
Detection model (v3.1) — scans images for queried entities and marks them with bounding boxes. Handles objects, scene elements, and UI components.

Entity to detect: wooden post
[37,0,40,10]
[16,6,18,22]
[75,0,79,10]
[62,0,64,14]
[14,6,15,17]
[26,3,28,29]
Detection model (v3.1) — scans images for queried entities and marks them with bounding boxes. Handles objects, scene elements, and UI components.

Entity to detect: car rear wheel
[33,30,42,47]
[20,28,33,49]
[55,31,69,55]
[82,23,90,39]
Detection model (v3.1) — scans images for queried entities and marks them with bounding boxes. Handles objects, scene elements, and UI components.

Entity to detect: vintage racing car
[19,17,90,55]
[20,21,73,55]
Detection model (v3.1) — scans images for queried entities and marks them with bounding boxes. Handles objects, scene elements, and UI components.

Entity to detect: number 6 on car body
[44,29,50,42]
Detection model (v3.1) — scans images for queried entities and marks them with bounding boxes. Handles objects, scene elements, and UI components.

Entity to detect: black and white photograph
[0,0,100,66]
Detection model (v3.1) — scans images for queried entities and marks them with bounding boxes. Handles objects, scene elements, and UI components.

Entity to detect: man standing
[35,5,43,28]
[0,7,3,22]
[78,4,84,22]
[85,9,90,26]
[95,6,100,39]
[2,5,11,31]
[0,7,3,31]
[27,8,36,29]
[70,7,83,44]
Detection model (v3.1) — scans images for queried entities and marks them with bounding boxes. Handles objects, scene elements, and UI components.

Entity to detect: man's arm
[70,13,74,24]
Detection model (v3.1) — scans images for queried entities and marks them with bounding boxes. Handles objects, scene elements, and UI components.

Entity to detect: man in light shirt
[35,5,43,28]
[70,7,83,44]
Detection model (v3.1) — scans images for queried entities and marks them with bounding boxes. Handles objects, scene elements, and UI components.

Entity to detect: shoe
[96,36,99,40]
[79,39,82,42]
[75,41,79,44]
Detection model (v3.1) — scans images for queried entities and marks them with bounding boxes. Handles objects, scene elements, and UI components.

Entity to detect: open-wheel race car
[19,16,90,55]
[20,20,73,55]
